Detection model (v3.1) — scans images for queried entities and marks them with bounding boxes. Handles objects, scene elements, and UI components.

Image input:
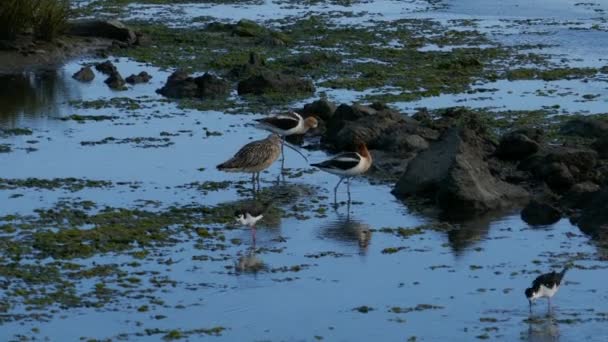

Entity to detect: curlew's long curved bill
[283,141,309,162]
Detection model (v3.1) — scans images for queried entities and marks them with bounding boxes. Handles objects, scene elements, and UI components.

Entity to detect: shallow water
[1,1,608,341]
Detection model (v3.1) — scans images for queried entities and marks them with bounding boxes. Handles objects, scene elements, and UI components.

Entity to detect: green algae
[0,177,112,192]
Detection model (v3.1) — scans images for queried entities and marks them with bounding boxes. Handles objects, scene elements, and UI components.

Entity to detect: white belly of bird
[243,213,263,226]
[532,284,559,300]
[325,157,371,177]
[259,120,302,136]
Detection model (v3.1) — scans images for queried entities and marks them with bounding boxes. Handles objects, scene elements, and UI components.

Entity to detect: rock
[68,20,137,45]
[521,200,562,226]
[393,127,529,218]
[125,71,152,84]
[95,60,117,75]
[496,129,541,160]
[300,99,336,121]
[592,136,608,159]
[72,66,95,82]
[193,73,231,98]
[560,117,608,139]
[237,71,314,95]
[577,187,608,238]
[411,108,432,125]
[157,70,229,99]
[561,182,601,209]
[232,19,266,37]
[519,146,598,192]
[104,72,126,90]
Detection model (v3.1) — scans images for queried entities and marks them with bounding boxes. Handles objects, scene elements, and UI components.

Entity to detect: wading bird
[525,267,569,312]
[311,142,372,205]
[217,134,282,194]
[234,200,273,244]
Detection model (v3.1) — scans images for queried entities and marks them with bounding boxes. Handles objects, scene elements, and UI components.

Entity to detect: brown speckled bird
[217,134,282,193]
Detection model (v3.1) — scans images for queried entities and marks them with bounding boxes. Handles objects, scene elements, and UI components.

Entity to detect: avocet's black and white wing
[311,152,362,174]
[255,112,302,132]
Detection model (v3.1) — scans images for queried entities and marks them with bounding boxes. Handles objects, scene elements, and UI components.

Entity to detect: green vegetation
[0,0,70,41]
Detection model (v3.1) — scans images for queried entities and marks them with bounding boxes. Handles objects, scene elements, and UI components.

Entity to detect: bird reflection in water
[525,313,560,342]
[235,245,266,274]
[319,213,372,254]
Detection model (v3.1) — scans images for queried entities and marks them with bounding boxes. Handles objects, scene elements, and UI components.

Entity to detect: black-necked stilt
[217,134,282,193]
[234,201,272,244]
[311,142,372,205]
[525,267,569,312]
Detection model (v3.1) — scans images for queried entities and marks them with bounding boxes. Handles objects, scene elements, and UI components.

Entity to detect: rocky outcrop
[72,66,95,82]
[559,117,608,139]
[495,128,542,160]
[104,71,126,90]
[237,71,314,95]
[125,71,152,84]
[393,125,529,218]
[157,70,230,99]
[521,199,562,226]
[95,60,117,75]
[299,99,336,121]
[518,147,598,193]
[576,187,608,239]
[322,103,437,153]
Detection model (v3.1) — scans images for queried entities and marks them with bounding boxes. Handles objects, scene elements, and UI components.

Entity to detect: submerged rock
[104,71,126,90]
[237,71,314,95]
[95,60,117,75]
[521,200,562,226]
[125,71,152,84]
[157,70,229,99]
[72,66,95,82]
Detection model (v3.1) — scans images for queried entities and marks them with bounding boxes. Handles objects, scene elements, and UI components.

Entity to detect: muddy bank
[0,20,141,75]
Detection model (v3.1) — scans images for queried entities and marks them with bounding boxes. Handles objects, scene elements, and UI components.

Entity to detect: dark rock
[104,72,126,90]
[577,187,608,238]
[561,182,601,209]
[193,73,231,98]
[521,200,562,226]
[68,20,137,45]
[72,66,95,82]
[592,136,608,159]
[157,70,229,99]
[125,71,152,84]
[393,128,529,218]
[324,104,433,152]
[560,117,608,139]
[300,99,336,121]
[519,146,598,192]
[411,108,432,125]
[496,129,542,160]
[237,71,314,95]
[95,60,117,75]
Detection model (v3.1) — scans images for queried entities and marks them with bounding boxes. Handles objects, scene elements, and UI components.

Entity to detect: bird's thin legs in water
[251,173,257,197]
[256,172,261,192]
[251,225,257,246]
[347,177,352,204]
[547,298,551,313]
[333,177,344,207]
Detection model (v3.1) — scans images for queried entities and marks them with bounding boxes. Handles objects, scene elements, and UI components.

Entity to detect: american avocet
[255,111,317,165]
[256,111,318,137]
[525,266,569,312]
[217,134,281,193]
[234,200,273,244]
[311,142,372,205]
